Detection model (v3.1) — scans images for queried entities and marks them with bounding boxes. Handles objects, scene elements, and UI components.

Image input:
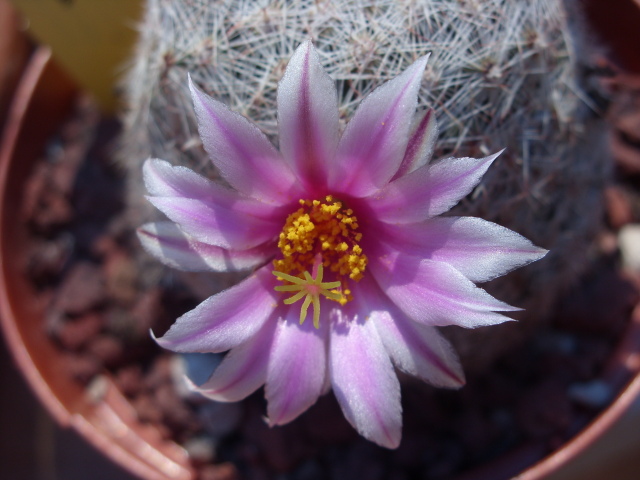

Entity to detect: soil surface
[20,68,640,479]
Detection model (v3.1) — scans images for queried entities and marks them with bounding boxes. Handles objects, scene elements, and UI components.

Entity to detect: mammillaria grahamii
[138,41,546,448]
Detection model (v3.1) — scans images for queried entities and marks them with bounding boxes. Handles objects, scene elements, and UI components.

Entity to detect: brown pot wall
[0,47,193,480]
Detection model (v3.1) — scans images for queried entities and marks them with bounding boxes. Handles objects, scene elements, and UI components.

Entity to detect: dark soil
[21,82,640,480]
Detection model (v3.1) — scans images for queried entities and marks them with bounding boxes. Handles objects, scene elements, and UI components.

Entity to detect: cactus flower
[139,40,547,448]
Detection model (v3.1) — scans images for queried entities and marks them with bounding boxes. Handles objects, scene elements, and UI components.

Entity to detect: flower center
[272,196,367,328]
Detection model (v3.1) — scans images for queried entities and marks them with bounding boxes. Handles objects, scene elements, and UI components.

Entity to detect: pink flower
[139,41,547,449]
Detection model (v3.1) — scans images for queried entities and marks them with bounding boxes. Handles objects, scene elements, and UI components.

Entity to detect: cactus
[119,0,610,368]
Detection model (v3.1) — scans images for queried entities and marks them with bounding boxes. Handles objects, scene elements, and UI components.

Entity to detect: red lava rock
[144,354,174,391]
[613,131,640,174]
[54,313,104,351]
[516,380,572,439]
[59,97,99,142]
[27,235,73,285]
[53,262,107,315]
[114,364,143,397]
[31,191,74,232]
[86,335,124,367]
[91,234,120,258]
[63,353,103,384]
[132,394,164,424]
[605,185,634,229]
[130,287,165,337]
[155,383,200,432]
[104,307,147,345]
[22,158,78,232]
[198,463,239,480]
[104,250,139,306]
[50,144,85,193]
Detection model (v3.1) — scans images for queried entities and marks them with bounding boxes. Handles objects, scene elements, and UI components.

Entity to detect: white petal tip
[183,374,200,392]
[536,248,550,259]
[376,434,402,450]
[150,328,177,350]
[418,52,431,65]
[487,149,505,163]
[188,75,208,105]
[150,328,161,343]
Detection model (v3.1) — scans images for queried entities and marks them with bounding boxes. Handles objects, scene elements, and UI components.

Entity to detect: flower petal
[366,150,503,223]
[144,158,285,218]
[329,306,402,449]
[392,108,438,180]
[330,55,430,197]
[277,40,339,192]
[265,308,328,425]
[376,314,465,388]
[144,159,283,249]
[153,266,278,353]
[137,221,274,272]
[368,242,518,328]
[379,217,548,283]
[189,76,302,204]
[148,196,280,250]
[354,276,464,388]
[192,318,277,402]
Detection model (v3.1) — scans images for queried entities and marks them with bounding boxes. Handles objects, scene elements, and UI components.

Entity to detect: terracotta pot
[1,45,640,480]
[0,47,193,480]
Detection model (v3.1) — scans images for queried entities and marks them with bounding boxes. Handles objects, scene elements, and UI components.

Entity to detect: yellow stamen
[273,265,342,328]
[272,195,368,328]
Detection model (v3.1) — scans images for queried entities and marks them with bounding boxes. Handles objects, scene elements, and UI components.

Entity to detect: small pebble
[54,313,104,351]
[568,380,613,409]
[183,436,216,464]
[53,262,106,315]
[619,224,640,271]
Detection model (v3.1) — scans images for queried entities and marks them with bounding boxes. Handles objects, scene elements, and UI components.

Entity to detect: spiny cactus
[119,0,610,368]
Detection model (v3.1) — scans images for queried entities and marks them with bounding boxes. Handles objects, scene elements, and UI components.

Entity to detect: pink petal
[144,158,285,218]
[148,196,280,250]
[375,314,465,388]
[392,108,438,180]
[379,217,548,283]
[153,266,278,353]
[329,55,430,197]
[265,308,328,425]
[189,77,303,204]
[356,277,464,388]
[277,40,339,193]
[192,318,278,402]
[137,221,274,272]
[368,242,518,328]
[366,150,503,223]
[144,159,283,249]
[329,306,402,449]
